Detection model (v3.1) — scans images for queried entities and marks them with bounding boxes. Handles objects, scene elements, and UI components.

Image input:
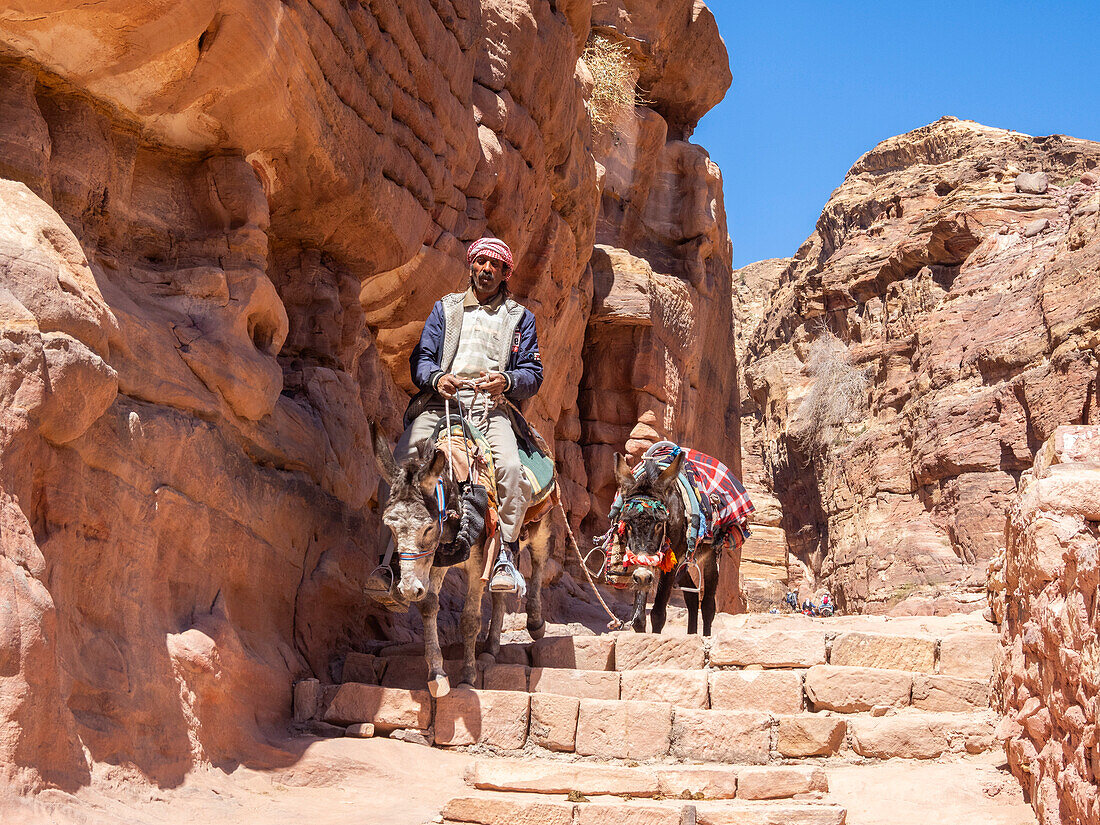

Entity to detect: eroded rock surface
[991,425,1100,825]
[743,117,1100,614]
[0,0,734,793]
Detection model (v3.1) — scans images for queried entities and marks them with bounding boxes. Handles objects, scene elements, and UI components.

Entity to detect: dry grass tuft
[792,326,869,452]
[583,33,641,137]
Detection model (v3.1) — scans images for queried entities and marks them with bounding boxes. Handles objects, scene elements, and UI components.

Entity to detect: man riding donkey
[391,236,541,596]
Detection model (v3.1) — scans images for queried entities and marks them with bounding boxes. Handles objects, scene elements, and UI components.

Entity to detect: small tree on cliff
[583,33,642,139]
[792,326,869,452]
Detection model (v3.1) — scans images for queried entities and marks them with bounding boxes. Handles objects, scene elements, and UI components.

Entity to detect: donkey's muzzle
[631,566,655,589]
[397,579,427,602]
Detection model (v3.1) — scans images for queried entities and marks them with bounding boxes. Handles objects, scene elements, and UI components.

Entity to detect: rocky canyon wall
[0,0,734,792]
[990,425,1100,825]
[743,117,1100,615]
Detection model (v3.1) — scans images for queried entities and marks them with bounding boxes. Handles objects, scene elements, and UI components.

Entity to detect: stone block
[804,665,912,712]
[322,683,431,731]
[576,698,672,760]
[848,712,996,759]
[613,633,705,669]
[697,803,847,825]
[466,760,657,796]
[496,643,531,666]
[344,722,375,738]
[293,678,321,721]
[342,652,379,684]
[532,635,615,670]
[709,669,803,714]
[381,656,468,689]
[621,669,709,708]
[656,766,738,799]
[736,766,828,800]
[574,804,680,825]
[482,664,528,692]
[911,674,990,711]
[441,796,573,825]
[671,709,771,764]
[776,715,847,757]
[938,632,998,679]
[435,687,530,749]
[529,693,579,752]
[710,630,826,668]
[530,667,620,699]
[829,632,935,672]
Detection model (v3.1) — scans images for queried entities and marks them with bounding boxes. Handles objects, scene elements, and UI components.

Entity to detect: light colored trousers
[395,401,531,543]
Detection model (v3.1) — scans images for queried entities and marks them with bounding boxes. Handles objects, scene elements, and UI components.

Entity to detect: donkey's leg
[682,580,700,635]
[702,547,720,636]
[420,566,450,697]
[524,517,551,640]
[486,589,506,658]
[629,590,649,633]
[650,571,675,634]
[459,557,486,686]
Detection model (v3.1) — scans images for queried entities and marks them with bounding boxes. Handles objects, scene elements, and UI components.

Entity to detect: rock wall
[733,258,793,609]
[990,425,1100,825]
[744,117,1100,614]
[0,0,734,791]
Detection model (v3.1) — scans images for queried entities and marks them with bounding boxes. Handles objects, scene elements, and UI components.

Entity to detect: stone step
[442,793,847,825]
[465,760,828,801]
[308,682,998,762]
[342,628,998,694]
[329,660,991,716]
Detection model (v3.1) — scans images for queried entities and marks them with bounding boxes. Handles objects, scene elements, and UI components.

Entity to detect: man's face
[470,254,506,297]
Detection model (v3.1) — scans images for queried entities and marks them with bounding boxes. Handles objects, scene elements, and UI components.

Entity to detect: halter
[606,495,675,580]
[397,478,449,562]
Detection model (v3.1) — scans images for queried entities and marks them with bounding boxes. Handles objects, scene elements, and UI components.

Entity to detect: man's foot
[490,542,526,595]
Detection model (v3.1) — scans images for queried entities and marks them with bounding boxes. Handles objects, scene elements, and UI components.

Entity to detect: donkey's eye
[418,523,438,545]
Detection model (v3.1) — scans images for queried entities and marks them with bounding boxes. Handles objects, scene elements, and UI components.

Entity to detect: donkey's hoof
[428,674,451,698]
[527,619,547,640]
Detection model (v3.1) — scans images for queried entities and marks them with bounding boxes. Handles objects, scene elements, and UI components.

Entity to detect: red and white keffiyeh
[466,237,514,278]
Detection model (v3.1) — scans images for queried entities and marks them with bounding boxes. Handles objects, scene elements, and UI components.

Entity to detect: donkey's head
[373,426,455,602]
[612,451,685,590]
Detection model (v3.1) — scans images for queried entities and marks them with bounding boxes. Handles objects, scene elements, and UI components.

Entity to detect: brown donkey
[611,452,721,635]
[373,427,551,697]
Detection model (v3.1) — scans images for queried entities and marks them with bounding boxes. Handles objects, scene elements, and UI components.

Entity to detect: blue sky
[694,1,1100,267]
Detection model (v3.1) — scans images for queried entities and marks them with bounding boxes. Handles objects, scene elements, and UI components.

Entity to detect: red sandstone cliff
[0,0,735,791]
[742,117,1100,615]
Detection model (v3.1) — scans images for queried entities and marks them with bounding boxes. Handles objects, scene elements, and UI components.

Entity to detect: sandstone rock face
[0,0,734,791]
[991,425,1100,825]
[743,117,1100,614]
[733,258,793,608]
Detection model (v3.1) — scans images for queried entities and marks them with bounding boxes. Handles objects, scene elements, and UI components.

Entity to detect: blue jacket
[405,290,543,424]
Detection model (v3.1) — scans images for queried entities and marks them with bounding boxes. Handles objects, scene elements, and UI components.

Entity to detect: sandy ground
[1,738,1038,825]
[1,737,473,825]
[826,753,1037,825]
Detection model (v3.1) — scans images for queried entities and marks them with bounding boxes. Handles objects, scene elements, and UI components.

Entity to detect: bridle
[605,495,675,584]
[396,477,452,562]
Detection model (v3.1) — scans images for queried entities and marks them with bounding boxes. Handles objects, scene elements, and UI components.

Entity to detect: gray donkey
[373,426,551,697]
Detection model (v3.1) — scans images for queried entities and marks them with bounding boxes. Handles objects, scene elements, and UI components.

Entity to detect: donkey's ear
[371,421,398,485]
[614,453,634,489]
[417,439,446,496]
[656,451,684,491]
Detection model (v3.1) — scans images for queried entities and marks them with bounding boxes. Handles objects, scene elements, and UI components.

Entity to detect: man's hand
[475,370,508,396]
[436,373,465,400]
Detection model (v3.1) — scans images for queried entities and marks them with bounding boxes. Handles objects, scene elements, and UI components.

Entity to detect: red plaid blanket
[644,443,754,536]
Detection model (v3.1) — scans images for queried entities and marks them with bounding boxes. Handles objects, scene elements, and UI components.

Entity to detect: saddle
[429,408,558,567]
